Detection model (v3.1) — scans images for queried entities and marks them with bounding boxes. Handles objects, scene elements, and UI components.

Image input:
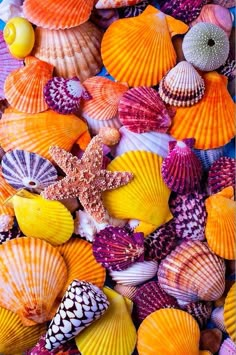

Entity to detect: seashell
[219,338,236,355]
[224,283,236,342]
[0,305,46,355]
[218,57,236,81]
[0,168,15,232]
[118,0,149,18]
[23,0,94,29]
[181,301,213,329]
[26,334,80,355]
[212,0,235,8]
[32,23,103,81]
[3,16,35,59]
[161,138,203,194]
[190,4,233,37]
[103,150,173,227]
[0,236,68,326]
[182,22,229,71]
[158,240,226,303]
[84,115,122,136]
[114,284,137,300]
[101,6,189,87]
[11,190,74,246]
[137,308,201,355]
[0,0,23,23]
[205,187,236,260]
[0,99,9,117]
[75,287,136,355]
[118,86,173,133]
[211,306,226,332]
[96,0,143,9]
[109,260,158,286]
[193,147,225,171]
[199,328,222,354]
[169,191,207,241]
[90,8,119,30]
[158,0,206,24]
[158,61,205,107]
[98,127,121,146]
[0,108,90,160]
[45,280,109,350]
[214,280,235,308]
[0,218,22,245]
[57,238,106,297]
[169,72,235,149]
[133,281,179,324]
[4,56,53,113]
[92,226,144,271]
[207,157,235,195]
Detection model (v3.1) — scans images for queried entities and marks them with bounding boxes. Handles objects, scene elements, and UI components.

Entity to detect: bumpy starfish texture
[41,135,133,223]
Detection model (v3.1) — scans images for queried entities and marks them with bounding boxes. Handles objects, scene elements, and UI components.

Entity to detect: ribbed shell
[211,306,226,332]
[208,157,235,194]
[113,284,137,300]
[212,0,235,8]
[0,168,16,230]
[182,301,213,329]
[219,338,236,355]
[224,283,236,342]
[96,0,143,8]
[159,0,206,23]
[193,147,224,171]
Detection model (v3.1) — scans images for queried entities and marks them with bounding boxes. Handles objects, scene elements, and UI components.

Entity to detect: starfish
[41,135,133,223]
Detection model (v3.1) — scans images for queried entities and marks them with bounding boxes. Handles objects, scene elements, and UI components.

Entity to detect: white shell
[83,113,122,136]
[0,0,23,22]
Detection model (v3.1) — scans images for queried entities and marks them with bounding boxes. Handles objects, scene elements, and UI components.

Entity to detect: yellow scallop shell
[224,283,236,342]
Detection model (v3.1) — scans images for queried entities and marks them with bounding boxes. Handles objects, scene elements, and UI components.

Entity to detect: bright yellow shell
[3,17,35,59]
[224,283,236,342]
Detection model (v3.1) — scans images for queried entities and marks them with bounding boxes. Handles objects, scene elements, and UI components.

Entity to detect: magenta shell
[159,0,206,23]
[161,138,203,194]
[181,301,212,329]
[207,156,235,194]
[92,226,145,271]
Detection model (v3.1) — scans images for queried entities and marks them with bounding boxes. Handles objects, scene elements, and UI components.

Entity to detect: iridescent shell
[118,86,173,133]
[161,139,203,194]
[182,22,229,71]
[0,0,23,23]
[211,306,226,332]
[224,283,236,342]
[193,147,224,171]
[158,241,225,303]
[219,338,236,355]
[96,0,143,8]
[159,0,206,23]
[181,301,213,329]
[208,157,235,194]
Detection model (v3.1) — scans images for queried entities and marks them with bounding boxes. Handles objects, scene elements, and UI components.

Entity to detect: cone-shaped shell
[0,237,67,326]
[101,6,189,87]
[75,287,137,355]
[205,187,236,260]
[208,157,235,195]
[159,0,206,24]
[0,306,46,355]
[96,0,143,9]
[137,308,201,355]
[23,0,94,29]
[169,72,235,149]
[57,238,106,297]
[103,150,172,227]
[0,108,90,160]
[159,61,205,107]
[158,241,225,303]
[4,56,53,113]
[32,23,103,81]
[0,168,15,232]
[219,338,236,355]
[224,283,236,342]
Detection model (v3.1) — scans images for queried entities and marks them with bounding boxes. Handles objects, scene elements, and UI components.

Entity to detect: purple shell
[133,281,179,324]
[44,77,91,114]
[210,306,226,332]
[92,226,145,271]
[161,138,203,194]
[169,191,207,241]
[208,156,235,194]
[26,334,80,355]
[219,338,236,355]
[181,301,212,328]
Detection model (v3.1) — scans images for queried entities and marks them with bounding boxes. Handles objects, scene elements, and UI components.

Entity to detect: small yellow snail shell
[3,17,35,60]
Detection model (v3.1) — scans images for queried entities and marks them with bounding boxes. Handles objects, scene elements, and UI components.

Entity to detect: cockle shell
[181,301,213,329]
[211,306,226,332]
[158,61,205,107]
[193,147,225,171]
[96,0,143,8]
[219,338,236,355]
[224,283,236,342]
[118,86,173,133]
[158,241,226,303]
[207,156,235,194]
[158,0,206,24]
[0,0,23,23]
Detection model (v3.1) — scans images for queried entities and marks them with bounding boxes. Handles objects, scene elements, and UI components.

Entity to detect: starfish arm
[81,135,103,173]
[79,187,108,223]
[49,146,81,175]
[101,170,134,191]
[41,177,80,200]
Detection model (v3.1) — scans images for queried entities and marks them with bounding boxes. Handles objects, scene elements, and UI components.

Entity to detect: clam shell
[96,0,143,8]
[219,338,236,355]
[0,236,68,326]
[159,61,205,107]
[159,0,206,23]
[113,284,137,300]
[208,157,235,194]
[224,283,236,342]
[158,241,226,303]
[211,306,226,332]
[181,301,213,329]
[193,147,225,171]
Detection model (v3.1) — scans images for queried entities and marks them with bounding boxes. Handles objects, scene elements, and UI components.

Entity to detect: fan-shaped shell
[212,1,235,8]
[182,301,213,329]
[23,0,94,29]
[32,23,103,81]
[114,284,137,300]
[208,157,235,195]
[159,0,206,24]
[0,237,68,326]
[158,241,225,303]
[0,168,15,232]
[211,306,226,332]
[96,0,143,8]
[219,338,236,355]
[193,147,225,171]
[159,61,205,107]
[137,308,201,355]
[224,283,236,342]
[101,6,189,87]
[84,115,122,136]
[103,150,172,227]
[75,287,137,355]
[169,72,235,149]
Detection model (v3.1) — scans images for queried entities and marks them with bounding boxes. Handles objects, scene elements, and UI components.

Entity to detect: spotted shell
[158,0,206,24]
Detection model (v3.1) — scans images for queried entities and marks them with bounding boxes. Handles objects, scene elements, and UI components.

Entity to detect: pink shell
[210,306,226,332]
[113,284,137,300]
[161,138,203,194]
[212,0,235,8]
[118,86,173,134]
[181,301,212,329]
[219,338,236,355]
[207,156,235,195]
[158,0,206,24]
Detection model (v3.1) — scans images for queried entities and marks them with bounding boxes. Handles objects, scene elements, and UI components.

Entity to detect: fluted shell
[211,306,226,332]
[114,284,137,300]
[75,287,137,355]
[0,237,67,326]
[23,0,94,29]
[101,6,189,87]
[137,308,201,355]
[169,72,235,149]
[109,260,158,286]
[182,301,213,329]
[57,238,106,297]
[103,150,173,227]
[0,108,90,160]
[159,61,205,107]
[158,241,226,303]
[219,338,236,355]
[212,0,235,8]
[161,139,203,194]
[159,0,206,23]
[224,283,236,342]
[0,30,23,99]
[11,190,74,246]
[118,86,173,133]
[133,281,178,324]
[32,23,103,81]
[0,306,46,355]
[45,280,109,350]
[182,22,229,71]
[96,0,143,8]
[208,157,235,195]
[205,187,236,260]
[0,168,15,232]
[2,149,58,191]
[193,147,225,171]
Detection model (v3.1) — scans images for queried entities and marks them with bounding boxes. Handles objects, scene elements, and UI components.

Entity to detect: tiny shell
[219,338,236,355]
[207,156,235,195]
[159,0,206,24]
[90,8,119,30]
[181,301,213,329]
[98,127,121,146]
